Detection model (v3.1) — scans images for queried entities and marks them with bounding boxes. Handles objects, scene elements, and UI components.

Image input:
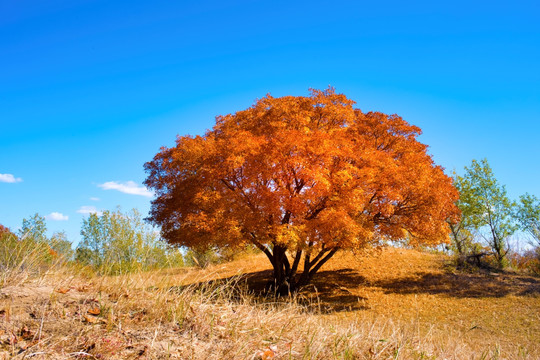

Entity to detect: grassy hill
[1,247,539,359]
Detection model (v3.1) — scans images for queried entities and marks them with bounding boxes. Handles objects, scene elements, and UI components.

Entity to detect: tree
[77,208,183,274]
[2,217,70,277]
[184,247,221,268]
[19,213,47,243]
[16,214,74,264]
[516,193,540,247]
[145,88,459,294]
[462,159,517,268]
[448,173,478,255]
[49,231,74,261]
[447,171,491,262]
[515,194,540,274]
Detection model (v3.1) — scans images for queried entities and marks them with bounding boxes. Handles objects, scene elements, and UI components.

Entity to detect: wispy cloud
[0,173,23,183]
[77,206,102,215]
[45,212,69,221]
[90,197,100,201]
[98,181,154,198]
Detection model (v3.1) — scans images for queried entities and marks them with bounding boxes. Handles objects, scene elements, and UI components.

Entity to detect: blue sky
[1,0,539,244]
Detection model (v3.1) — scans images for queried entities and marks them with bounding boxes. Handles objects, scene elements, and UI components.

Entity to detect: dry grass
[1,248,539,359]
[0,234,68,290]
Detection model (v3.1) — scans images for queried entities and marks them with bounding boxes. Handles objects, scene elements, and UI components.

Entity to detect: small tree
[448,172,482,256]
[77,208,183,274]
[516,193,540,247]
[145,88,459,294]
[462,159,517,268]
[17,214,73,264]
[19,213,47,243]
[184,247,220,268]
[49,231,74,262]
[1,217,72,283]
[516,193,540,274]
[184,244,253,268]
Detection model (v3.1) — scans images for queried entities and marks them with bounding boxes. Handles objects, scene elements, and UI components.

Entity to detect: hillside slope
[1,247,539,359]
[184,247,540,353]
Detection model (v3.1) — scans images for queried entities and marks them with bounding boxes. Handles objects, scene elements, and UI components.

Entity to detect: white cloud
[98,181,154,198]
[0,173,22,183]
[45,212,69,221]
[77,206,102,215]
[90,197,100,201]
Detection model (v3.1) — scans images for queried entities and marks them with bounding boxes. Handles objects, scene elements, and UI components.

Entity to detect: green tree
[184,247,220,268]
[448,172,483,255]
[17,213,71,264]
[515,194,540,274]
[516,193,540,246]
[19,213,47,243]
[1,217,71,282]
[77,211,108,268]
[77,208,183,274]
[49,231,74,261]
[463,159,517,268]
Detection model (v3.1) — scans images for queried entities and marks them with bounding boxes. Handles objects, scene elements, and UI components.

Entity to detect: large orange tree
[145,88,459,294]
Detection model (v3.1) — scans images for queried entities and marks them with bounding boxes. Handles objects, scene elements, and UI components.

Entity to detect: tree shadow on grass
[172,266,540,312]
[175,268,370,312]
[371,271,540,298]
[239,266,540,299]
[299,269,370,311]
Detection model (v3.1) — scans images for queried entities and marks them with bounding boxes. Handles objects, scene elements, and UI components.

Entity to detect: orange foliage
[0,224,14,237]
[145,88,459,292]
[48,246,59,258]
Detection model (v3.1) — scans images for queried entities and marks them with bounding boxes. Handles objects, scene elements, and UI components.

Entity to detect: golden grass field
[1,247,539,359]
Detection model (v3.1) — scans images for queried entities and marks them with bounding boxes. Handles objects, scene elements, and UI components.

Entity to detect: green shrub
[184,244,258,268]
[184,247,221,268]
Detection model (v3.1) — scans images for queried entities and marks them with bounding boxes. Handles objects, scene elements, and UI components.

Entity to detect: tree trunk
[267,245,293,296]
[449,223,464,255]
[248,233,339,296]
[266,245,339,296]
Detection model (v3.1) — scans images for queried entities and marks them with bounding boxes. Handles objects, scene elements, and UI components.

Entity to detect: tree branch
[308,244,329,267]
[290,249,302,278]
[306,197,328,220]
[248,232,274,265]
[221,178,259,214]
[281,210,292,225]
[308,247,339,278]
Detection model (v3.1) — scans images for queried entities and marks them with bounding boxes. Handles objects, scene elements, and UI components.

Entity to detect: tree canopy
[77,208,183,274]
[145,88,459,293]
[516,193,540,247]
[461,159,517,267]
[448,172,479,255]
